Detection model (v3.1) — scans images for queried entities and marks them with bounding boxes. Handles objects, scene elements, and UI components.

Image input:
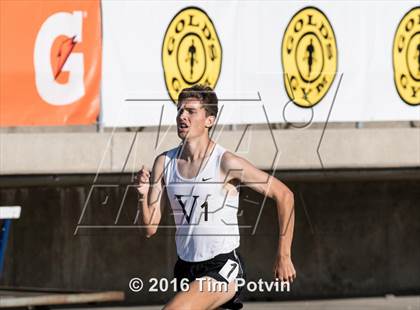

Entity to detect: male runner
[136,84,296,310]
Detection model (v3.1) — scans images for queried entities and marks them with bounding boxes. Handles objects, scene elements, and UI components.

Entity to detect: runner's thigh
[163,276,236,310]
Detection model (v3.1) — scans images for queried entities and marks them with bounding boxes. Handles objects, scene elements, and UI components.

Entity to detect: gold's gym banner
[101,1,418,127]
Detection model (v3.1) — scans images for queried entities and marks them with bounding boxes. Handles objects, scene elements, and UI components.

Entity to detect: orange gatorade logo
[162,7,222,103]
[282,7,337,108]
[0,0,101,126]
[393,6,420,106]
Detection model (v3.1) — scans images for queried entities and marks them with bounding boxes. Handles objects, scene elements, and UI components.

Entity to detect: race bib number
[218,259,239,282]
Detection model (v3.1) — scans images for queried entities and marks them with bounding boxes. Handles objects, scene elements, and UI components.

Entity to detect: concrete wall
[1,169,419,304]
[1,127,419,175]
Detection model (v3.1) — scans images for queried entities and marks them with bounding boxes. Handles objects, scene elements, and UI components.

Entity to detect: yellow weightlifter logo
[393,7,420,106]
[282,7,337,108]
[162,7,222,102]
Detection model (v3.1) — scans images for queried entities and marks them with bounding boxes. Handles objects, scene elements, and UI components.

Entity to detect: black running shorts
[173,249,246,310]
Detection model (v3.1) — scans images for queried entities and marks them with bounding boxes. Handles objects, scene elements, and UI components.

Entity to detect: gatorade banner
[0,0,101,126]
[101,1,419,127]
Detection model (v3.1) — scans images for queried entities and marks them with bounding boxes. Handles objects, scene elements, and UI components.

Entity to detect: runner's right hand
[136,165,151,197]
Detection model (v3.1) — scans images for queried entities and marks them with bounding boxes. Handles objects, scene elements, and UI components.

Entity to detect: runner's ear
[205,115,215,128]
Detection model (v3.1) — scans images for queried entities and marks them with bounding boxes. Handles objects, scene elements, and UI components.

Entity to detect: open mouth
[178,123,189,130]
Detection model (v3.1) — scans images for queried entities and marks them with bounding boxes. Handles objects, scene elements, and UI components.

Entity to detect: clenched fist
[136,165,151,197]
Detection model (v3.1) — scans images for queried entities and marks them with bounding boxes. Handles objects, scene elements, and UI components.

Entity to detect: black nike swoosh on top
[202,177,212,181]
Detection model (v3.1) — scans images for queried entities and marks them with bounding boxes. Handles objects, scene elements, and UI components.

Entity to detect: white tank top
[163,143,240,262]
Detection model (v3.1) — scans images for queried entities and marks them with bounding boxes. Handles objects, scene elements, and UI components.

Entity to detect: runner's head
[177,84,218,140]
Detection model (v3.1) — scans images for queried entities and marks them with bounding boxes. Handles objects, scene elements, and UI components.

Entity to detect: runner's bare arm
[221,151,296,282]
[136,153,167,238]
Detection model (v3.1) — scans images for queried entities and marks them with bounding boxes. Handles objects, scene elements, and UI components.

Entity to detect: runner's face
[177,99,212,140]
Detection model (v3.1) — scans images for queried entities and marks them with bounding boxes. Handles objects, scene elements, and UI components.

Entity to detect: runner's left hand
[273,254,296,283]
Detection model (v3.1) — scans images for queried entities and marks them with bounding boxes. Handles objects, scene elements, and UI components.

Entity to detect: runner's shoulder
[153,152,167,171]
[153,146,178,171]
[221,151,246,172]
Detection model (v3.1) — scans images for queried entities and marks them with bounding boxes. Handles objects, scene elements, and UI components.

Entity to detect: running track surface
[62,295,420,310]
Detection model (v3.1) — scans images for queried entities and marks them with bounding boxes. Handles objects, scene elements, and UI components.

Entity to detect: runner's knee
[163,300,194,310]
